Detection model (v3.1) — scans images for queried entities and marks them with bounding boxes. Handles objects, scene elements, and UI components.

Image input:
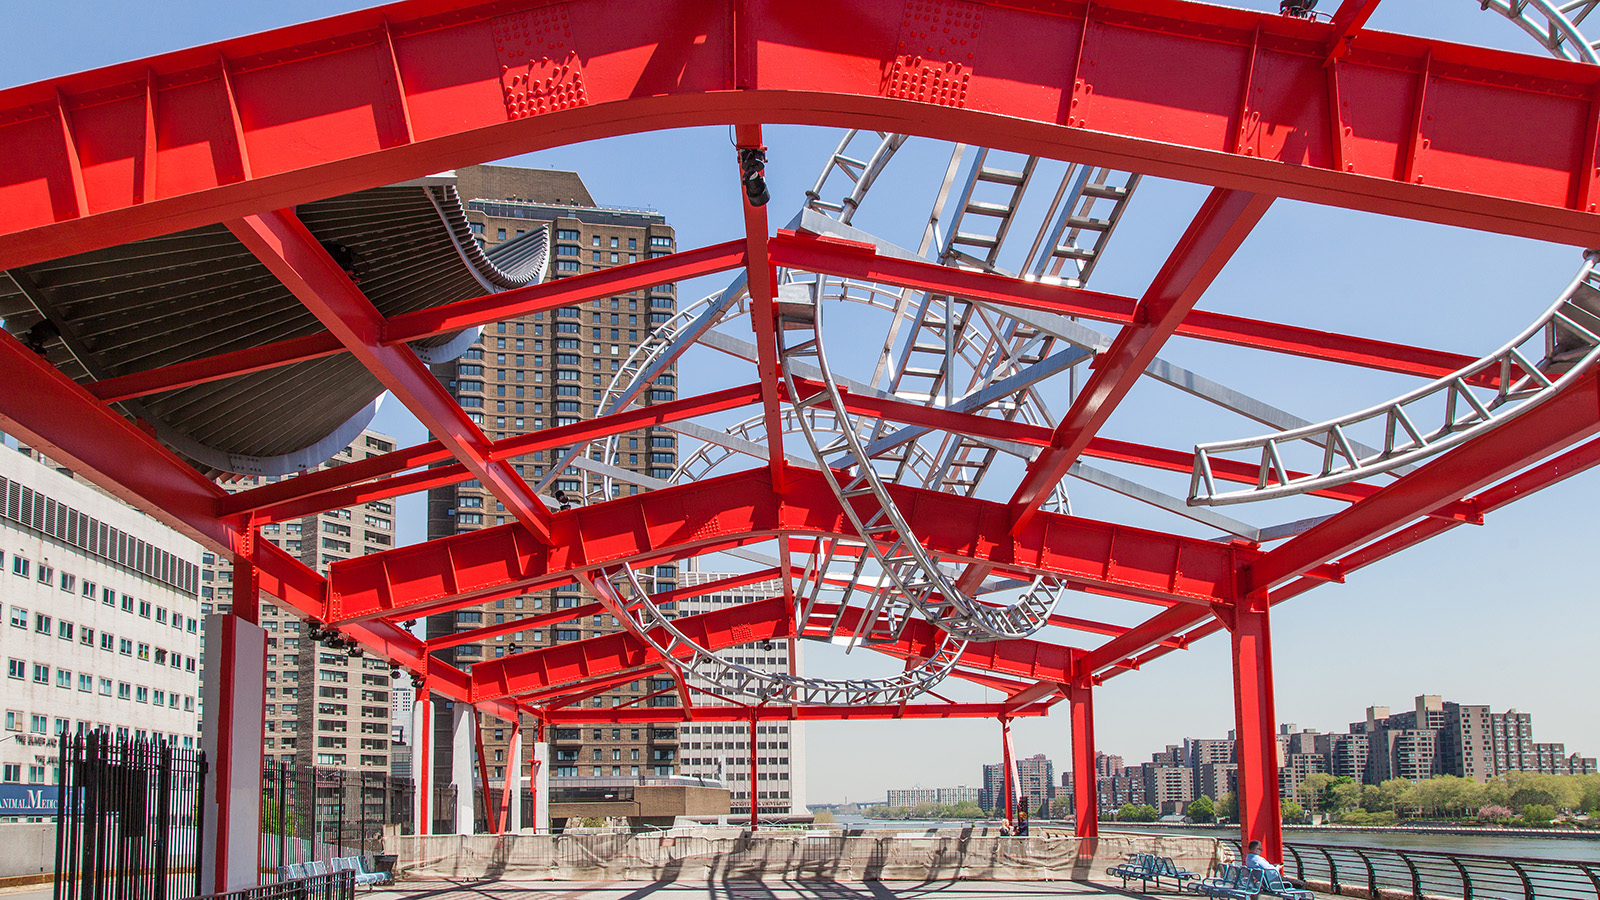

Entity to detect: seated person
[1243,841,1307,890]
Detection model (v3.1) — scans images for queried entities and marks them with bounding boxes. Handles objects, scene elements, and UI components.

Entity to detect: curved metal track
[778,288,1062,642]
[602,565,966,707]
[1189,258,1600,506]
[1477,0,1600,63]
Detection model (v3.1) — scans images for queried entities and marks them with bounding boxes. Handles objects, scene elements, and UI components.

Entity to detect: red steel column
[1229,604,1283,862]
[748,715,759,831]
[1001,716,1016,826]
[1069,683,1099,840]
[415,688,432,836]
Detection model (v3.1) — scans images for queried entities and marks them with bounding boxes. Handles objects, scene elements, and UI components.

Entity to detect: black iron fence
[191,871,352,900]
[259,763,412,873]
[1224,839,1600,900]
[53,730,207,900]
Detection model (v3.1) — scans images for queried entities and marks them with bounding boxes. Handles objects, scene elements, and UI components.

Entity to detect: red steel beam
[735,124,787,491]
[227,209,555,542]
[223,382,764,523]
[539,703,1051,723]
[1244,372,1600,595]
[770,232,1481,383]
[324,467,1251,624]
[0,328,235,551]
[5,1,1600,271]
[1326,0,1385,60]
[85,239,746,402]
[471,596,794,701]
[1010,190,1275,527]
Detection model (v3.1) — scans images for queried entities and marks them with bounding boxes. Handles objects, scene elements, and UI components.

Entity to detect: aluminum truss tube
[1069,682,1099,841]
[226,210,556,543]
[1229,606,1284,864]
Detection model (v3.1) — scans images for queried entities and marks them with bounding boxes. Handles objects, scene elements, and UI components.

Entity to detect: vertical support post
[1069,682,1099,840]
[412,687,431,835]
[1001,716,1016,827]
[473,717,497,834]
[530,719,549,834]
[1228,603,1283,862]
[198,611,266,893]
[504,720,523,832]
[748,715,759,831]
[450,703,473,835]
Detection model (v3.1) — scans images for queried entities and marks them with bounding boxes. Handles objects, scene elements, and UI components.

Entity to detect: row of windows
[0,477,199,595]
[4,589,196,633]
[4,665,196,708]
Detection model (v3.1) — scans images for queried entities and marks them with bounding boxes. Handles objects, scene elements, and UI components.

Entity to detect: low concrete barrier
[393,828,1220,881]
[0,822,57,885]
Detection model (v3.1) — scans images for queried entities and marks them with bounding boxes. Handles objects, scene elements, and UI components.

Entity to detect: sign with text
[0,784,58,815]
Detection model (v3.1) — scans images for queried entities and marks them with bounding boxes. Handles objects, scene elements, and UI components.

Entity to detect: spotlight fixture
[346,644,364,659]
[738,147,770,207]
[23,321,59,357]
[1279,0,1317,16]
[760,640,775,653]
[553,489,573,511]
[410,673,425,689]
[390,666,402,680]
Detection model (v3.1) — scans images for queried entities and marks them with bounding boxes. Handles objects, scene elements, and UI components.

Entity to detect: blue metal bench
[1189,864,1264,900]
[1108,853,1162,890]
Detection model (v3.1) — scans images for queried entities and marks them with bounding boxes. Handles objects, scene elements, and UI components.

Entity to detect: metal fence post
[1508,860,1535,900]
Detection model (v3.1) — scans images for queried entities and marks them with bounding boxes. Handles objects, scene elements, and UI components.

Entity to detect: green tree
[1281,799,1305,822]
[945,800,985,819]
[1187,795,1215,823]
[261,796,301,836]
[1328,781,1362,813]
[1216,792,1238,821]
[1117,803,1158,822]
[1521,803,1556,825]
[1050,796,1074,819]
[1297,773,1338,812]
[812,809,836,824]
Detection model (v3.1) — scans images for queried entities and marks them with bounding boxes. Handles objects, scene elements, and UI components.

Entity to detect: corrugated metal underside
[0,184,547,475]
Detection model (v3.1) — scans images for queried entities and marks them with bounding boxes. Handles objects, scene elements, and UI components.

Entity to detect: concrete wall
[393,828,1220,881]
[551,785,730,824]
[0,823,56,881]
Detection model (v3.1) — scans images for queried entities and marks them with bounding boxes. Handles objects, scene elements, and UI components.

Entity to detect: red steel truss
[2,0,1599,882]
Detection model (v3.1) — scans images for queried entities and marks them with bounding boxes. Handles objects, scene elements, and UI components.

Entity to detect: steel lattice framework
[5,0,1600,885]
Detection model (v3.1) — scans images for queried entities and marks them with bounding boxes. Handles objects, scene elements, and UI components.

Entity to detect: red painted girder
[825,604,1080,685]
[227,209,555,542]
[471,596,794,701]
[426,602,605,652]
[86,240,746,403]
[518,665,663,708]
[770,232,1481,382]
[325,466,1252,624]
[1004,680,1067,711]
[86,332,346,404]
[0,328,236,551]
[1079,604,1208,678]
[1010,190,1275,526]
[251,538,520,721]
[945,668,1037,695]
[7,0,1600,271]
[1244,372,1600,595]
[223,382,764,523]
[735,124,787,491]
[539,703,1051,724]
[1327,0,1385,60]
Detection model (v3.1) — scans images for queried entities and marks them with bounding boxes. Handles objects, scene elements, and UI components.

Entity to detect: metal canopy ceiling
[0,181,548,475]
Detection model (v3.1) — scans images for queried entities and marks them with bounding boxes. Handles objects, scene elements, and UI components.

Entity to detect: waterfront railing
[1222,839,1600,900]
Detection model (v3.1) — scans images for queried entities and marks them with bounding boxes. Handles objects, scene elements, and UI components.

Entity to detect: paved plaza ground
[1,879,1140,900]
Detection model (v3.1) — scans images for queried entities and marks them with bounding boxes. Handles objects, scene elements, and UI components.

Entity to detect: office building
[200,431,401,777]
[885,785,979,808]
[427,164,679,800]
[675,570,807,818]
[1,446,204,821]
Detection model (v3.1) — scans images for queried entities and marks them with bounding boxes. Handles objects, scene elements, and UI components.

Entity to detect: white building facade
[674,570,808,818]
[0,448,204,821]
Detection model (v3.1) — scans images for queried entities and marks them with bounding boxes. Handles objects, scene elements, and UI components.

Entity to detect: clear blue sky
[4,2,1596,804]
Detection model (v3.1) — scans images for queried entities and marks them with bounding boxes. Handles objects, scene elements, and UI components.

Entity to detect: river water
[832,816,1600,862]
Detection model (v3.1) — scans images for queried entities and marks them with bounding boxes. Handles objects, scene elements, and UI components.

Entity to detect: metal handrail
[1222,838,1600,900]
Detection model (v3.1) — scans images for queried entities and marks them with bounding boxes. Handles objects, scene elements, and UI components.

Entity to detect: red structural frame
[2,0,1598,877]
